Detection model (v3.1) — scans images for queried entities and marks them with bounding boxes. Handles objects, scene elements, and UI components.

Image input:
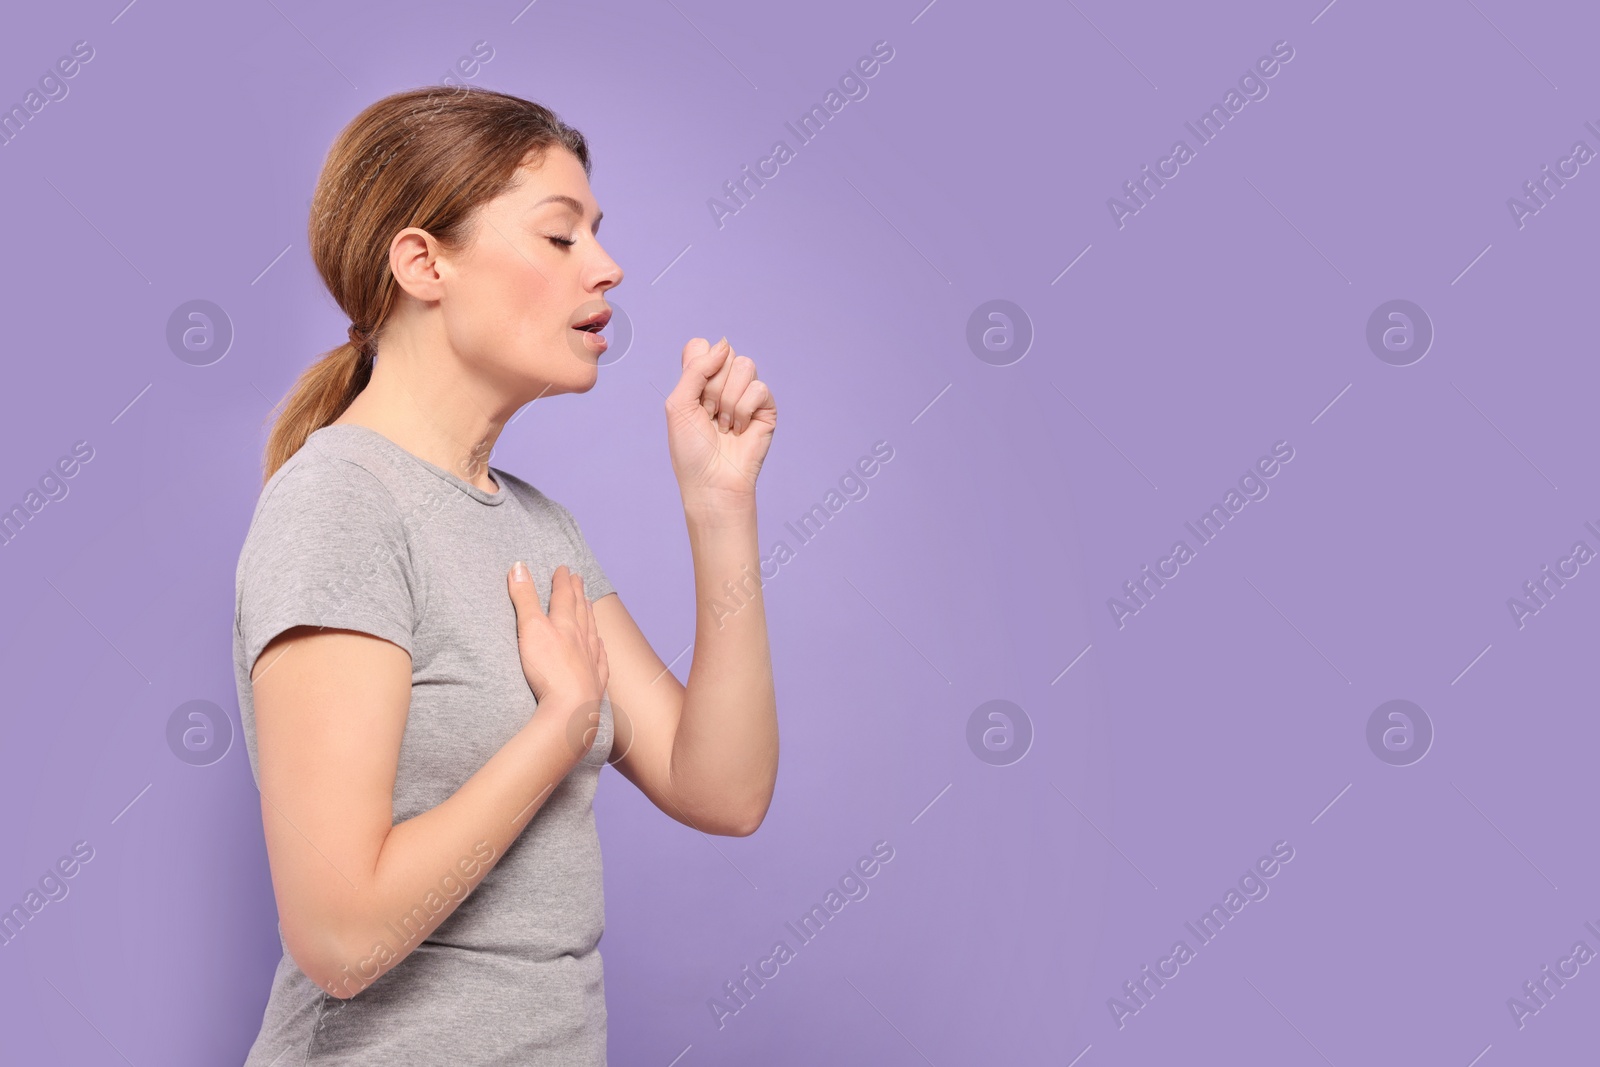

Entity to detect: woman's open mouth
[571,308,611,355]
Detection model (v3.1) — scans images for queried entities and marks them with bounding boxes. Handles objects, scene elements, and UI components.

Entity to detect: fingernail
[718,412,731,432]
[716,336,729,351]
[511,560,530,582]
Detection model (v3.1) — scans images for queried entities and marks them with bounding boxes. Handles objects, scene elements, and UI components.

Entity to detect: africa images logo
[707,40,896,229]
[1106,40,1296,229]
[1107,441,1295,629]
[1107,840,1296,1029]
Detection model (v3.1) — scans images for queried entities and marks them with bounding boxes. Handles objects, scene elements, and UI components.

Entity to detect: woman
[231,85,779,1065]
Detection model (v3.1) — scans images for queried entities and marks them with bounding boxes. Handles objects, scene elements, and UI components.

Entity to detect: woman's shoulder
[258,425,414,513]
[233,428,423,671]
[240,427,413,562]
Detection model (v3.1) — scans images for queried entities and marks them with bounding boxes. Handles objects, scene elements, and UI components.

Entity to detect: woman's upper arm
[249,625,412,976]
[590,593,712,827]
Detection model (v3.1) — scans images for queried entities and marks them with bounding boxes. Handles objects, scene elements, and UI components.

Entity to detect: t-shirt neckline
[317,422,509,506]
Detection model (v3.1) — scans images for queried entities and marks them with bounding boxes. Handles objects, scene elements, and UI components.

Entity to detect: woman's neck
[332,342,518,493]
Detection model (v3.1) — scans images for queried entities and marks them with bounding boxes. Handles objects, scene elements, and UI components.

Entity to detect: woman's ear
[389,227,448,302]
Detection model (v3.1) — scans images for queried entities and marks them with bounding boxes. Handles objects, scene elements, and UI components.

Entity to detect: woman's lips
[569,302,612,360]
[574,326,608,354]
[571,307,612,331]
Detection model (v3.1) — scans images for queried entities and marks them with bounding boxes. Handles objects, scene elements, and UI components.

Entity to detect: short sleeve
[236,456,419,674]
[550,500,616,603]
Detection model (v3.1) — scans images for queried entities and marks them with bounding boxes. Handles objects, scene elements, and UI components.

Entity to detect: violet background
[1,0,1595,1063]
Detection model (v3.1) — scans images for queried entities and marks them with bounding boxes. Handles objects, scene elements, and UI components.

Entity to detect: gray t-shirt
[232,422,616,1066]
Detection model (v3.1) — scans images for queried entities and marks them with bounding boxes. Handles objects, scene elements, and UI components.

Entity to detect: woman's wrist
[682,488,758,530]
[523,692,606,763]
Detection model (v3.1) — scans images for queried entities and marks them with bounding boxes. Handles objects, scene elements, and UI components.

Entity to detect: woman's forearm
[670,500,779,832]
[310,706,587,997]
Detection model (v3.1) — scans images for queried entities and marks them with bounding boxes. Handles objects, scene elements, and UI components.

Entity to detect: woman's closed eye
[546,235,576,248]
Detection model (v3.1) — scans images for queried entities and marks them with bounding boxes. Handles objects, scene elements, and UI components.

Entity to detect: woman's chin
[538,364,599,401]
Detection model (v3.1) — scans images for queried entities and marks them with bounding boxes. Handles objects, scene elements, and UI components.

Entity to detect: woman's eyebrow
[532,194,603,231]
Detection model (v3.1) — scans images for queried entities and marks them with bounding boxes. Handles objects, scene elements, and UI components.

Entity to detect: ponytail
[260,335,374,484]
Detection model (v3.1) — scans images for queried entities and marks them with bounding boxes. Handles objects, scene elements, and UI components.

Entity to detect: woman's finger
[668,338,725,422]
[589,600,606,678]
[701,338,735,418]
[571,572,589,642]
[729,377,774,435]
[547,563,575,627]
[716,355,758,432]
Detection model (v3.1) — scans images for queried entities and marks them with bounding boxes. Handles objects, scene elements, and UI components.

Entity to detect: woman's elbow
[680,799,767,837]
[284,917,377,999]
[726,796,773,837]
